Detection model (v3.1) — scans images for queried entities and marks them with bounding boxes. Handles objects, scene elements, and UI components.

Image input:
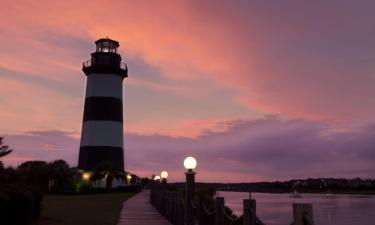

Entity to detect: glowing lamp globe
[154,175,161,181]
[161,171,169,179]
[82,172,90,181]
[184,156,197,170]
[127,174,132,180]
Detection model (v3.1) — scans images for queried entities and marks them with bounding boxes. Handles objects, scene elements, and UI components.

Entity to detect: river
[218,191,375,225]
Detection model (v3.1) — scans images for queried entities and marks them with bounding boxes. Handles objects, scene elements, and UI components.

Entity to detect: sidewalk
[117,190,172,225]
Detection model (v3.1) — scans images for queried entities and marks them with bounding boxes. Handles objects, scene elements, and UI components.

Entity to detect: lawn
[37,192,135,225]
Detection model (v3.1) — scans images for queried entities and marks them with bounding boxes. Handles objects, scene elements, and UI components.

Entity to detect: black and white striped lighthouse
[78,38,128,171]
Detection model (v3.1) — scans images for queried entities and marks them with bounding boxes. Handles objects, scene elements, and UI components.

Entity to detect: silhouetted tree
[0,166,17,183]
[91,161,124,190]
[0,137,12,158]
[47,160,71,191]
[18,161,49,191]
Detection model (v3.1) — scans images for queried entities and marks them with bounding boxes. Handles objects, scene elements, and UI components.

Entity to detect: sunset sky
[1,0,375,182]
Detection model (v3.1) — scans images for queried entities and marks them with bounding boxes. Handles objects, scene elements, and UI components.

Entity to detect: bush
[18,184,43,218]
[0,184,34,225]
[0,183,43,225]
[0,191,10,225]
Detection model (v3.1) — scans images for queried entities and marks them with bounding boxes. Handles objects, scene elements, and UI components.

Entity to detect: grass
[37,192,135,225]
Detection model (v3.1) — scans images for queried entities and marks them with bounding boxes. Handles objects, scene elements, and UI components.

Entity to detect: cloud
[0,1,374,182]
[2,117,374,182]
[1,1,375,136]
[3,130,79,166]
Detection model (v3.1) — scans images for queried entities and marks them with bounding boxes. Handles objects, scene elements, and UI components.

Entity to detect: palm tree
[91,161,124,190]
[0,137,12,158]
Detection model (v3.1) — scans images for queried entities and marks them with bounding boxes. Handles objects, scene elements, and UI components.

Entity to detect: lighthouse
[78,38,128,171]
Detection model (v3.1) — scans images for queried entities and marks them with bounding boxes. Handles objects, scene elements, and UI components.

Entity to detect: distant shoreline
[218,189,375,195]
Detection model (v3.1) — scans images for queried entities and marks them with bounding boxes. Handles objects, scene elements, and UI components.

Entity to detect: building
[78,38,128,172]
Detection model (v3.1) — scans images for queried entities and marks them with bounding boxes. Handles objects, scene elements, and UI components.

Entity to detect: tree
[0,136,12,158]
[91,161,124,190]
[18,161,49,191]
[47,160,71,191]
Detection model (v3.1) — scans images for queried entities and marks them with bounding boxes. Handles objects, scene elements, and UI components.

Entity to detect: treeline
[0,137,48,225]
[171,178,375,194]
[0,136,142,225]
[215,178,375,193]
[0,160,81,193]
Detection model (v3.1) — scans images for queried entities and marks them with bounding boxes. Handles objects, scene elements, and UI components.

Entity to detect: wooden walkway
[117,190,172,225]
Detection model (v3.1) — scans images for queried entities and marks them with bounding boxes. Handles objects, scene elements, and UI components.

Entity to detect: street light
[184,156,197,225]
[161,171,169,179]
[82,172,90,181]
[183,156,197,171]
[127,174,132,185]
[161,170,168,186]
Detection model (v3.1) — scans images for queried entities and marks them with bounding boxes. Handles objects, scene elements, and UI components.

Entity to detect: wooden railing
[150,187,306,225]
[150,187,185,225]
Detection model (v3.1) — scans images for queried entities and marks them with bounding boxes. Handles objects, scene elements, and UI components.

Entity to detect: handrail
[121,61,127,70]
[201,201,214,216]
[83,59,91,68]
[191,199,197,209]
[234,215,243,225]
[303,211,314,225]
[151,187,324,225]
[220,204,237,222]
[82,58,127,70]
[249,207,266,225]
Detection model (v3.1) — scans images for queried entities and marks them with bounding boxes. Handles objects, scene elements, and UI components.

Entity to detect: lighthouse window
[96,39,118,53]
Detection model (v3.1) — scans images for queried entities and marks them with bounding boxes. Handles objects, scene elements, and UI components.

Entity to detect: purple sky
[0,1,375,182]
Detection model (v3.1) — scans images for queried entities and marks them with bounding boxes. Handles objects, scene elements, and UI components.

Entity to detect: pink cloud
[2,117,374,182]
[1,0,373,132]
[0,1,374,182]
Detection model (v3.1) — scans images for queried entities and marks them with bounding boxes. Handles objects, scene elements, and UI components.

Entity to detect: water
[218,191,375,225]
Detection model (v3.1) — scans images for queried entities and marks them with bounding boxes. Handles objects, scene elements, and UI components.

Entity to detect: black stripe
[83,97,123,122]
[78,146,124,171]
[82,52,128,78]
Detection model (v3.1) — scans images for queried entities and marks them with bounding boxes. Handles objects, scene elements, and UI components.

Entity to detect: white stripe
[80,121,123,147]
[85,73,123,99]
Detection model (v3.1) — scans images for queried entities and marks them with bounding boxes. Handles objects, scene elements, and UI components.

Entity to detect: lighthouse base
[78,146,124,171]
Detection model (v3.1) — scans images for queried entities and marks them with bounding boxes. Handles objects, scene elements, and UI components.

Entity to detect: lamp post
[126,174,132,186]
[82,171,91,182]
[161,170,168,186]
[184,156,197,225]
[154,175,161,182]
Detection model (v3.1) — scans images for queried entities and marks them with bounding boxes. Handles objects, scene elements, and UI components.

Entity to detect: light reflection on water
[218,191,375,225]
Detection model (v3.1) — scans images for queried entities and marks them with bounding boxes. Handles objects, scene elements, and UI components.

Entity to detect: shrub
[0,191,10,225]
[18,184,43,218]
[0,184,36,225]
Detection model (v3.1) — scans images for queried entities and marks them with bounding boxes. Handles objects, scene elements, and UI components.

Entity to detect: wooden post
[185,171,195,225]
[243,199,256,225]
[179,197,185,225]
[293,203,313,225]
[198,196,203,225]
[215,197,225,225]
[172,192,177,225]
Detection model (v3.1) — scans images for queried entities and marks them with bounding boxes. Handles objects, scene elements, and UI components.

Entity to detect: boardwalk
[117,190,172,225]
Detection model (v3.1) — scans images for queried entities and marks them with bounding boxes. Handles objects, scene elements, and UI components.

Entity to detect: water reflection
[218,191,375,225]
